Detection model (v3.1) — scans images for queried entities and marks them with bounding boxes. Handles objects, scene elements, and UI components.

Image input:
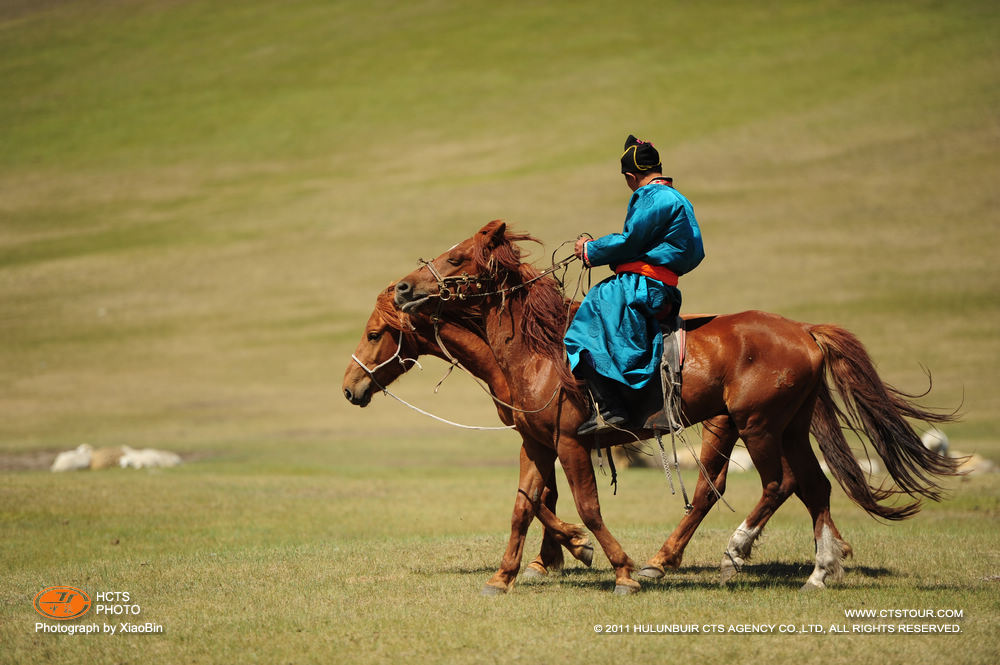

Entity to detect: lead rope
[681,428,735,513]
[431,315,561,415]
[671,429,693,512]
[377,387,515,431]
[654,431,677,496]
[351,335,515,431]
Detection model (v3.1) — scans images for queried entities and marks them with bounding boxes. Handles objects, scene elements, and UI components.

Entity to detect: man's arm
[583,190,677,267]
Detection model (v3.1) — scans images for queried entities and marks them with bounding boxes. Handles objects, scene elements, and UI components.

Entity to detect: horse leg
[783,406,854,591]
[558,435,639,594]
[719,419,797,583]
[526,478,565,577]
[524,475,594,579]
[640,415,738,579]
[482,440,556,595]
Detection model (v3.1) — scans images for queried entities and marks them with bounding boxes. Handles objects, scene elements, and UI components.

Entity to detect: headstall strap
[418,253,577,306]
[352,331,421,378]
[418,257,485,302]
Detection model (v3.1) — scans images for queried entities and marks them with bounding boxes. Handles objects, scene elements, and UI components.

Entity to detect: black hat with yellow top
[620,134,662,174]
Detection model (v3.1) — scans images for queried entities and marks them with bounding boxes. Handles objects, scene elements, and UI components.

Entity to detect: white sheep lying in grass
[50,445,182,471]
[50,444,93,472]
[119,446,182,469]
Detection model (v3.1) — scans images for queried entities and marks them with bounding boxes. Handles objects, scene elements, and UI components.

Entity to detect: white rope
[378,386,515,431]
[351,335,515,431]
[431,319,560,414]
[351,332,422,375]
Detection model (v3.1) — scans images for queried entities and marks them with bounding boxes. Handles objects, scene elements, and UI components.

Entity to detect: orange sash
[614,261,679,286]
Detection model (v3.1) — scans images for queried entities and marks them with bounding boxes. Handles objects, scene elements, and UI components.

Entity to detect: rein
[351,332,515,431]
[411,250,581,416]
[429,314,562,416]
[415,253,578,305]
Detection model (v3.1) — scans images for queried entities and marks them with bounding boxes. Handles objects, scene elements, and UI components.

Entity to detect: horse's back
[683,310,825,411]
[689,310,819,350]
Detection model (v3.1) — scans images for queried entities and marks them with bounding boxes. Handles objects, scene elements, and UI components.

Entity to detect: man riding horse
[565,134,705,435]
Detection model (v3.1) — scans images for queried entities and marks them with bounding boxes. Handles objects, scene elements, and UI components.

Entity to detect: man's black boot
[577,372,630,436]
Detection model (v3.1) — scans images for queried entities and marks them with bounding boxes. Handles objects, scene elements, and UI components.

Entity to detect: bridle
[350,328,422,382]
[414,257,484,303]
[349,325,516,431]
[394,249,583,417]
[414,252,578,305]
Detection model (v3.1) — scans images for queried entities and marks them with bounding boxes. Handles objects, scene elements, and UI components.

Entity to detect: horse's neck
[481,299,558,393]
[435,323,513,408]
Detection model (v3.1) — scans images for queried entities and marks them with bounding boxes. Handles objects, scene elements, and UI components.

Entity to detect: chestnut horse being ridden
[389,220,959,593]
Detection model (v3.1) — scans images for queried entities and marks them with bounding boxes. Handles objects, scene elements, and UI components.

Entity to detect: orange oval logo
[34,587,91,620]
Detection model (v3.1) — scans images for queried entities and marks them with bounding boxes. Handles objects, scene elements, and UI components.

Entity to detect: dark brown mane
[472,222,581,395]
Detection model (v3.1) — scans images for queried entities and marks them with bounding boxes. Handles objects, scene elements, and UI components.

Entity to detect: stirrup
[576,372,629,436]
[577,407,628,436]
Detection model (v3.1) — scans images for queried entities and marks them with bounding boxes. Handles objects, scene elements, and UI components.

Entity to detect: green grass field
[2,1,998,663]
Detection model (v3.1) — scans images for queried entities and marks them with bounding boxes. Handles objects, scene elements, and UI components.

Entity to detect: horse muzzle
[343,380,373,407]
[394,280,433,312]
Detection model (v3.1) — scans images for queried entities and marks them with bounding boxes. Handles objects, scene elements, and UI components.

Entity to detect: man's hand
[574,236,589,260]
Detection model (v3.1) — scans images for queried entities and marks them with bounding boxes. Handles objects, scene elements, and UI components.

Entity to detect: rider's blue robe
[565,182,704,389]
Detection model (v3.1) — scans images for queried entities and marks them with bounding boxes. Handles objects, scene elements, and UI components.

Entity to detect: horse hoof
[638,564,665,580]
[613,579,641,595]
[719,559,742,584]
[799,581,826,593]
[521,563,548,580]
[481,583,508,596]
[575,542,595,568]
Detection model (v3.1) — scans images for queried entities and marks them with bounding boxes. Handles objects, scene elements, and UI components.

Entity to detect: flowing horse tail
[807,324,962,520]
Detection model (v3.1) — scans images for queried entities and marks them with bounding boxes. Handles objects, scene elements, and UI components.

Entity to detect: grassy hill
[3,0,997,455]
[1,1,998,662]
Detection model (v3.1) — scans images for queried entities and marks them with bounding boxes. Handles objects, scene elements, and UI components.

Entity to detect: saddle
[641,317,687,433]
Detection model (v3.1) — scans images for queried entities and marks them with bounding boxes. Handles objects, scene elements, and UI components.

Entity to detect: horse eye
[447,257,462,266]
[367,331,382,342]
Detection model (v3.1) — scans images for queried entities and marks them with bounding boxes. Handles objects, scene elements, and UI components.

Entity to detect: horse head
[344,279,515,410]
[392,220,579,395]
[342,284,425,407]
[393,220,540,313]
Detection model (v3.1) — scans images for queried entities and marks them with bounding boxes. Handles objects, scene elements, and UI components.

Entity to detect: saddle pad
[642,316,686,432]
[660,316,686,377]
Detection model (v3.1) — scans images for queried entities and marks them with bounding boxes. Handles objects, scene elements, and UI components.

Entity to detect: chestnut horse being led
[346,220,959,594]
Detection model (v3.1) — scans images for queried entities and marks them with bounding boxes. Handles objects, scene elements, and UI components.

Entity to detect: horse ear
[480,220,507,249]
